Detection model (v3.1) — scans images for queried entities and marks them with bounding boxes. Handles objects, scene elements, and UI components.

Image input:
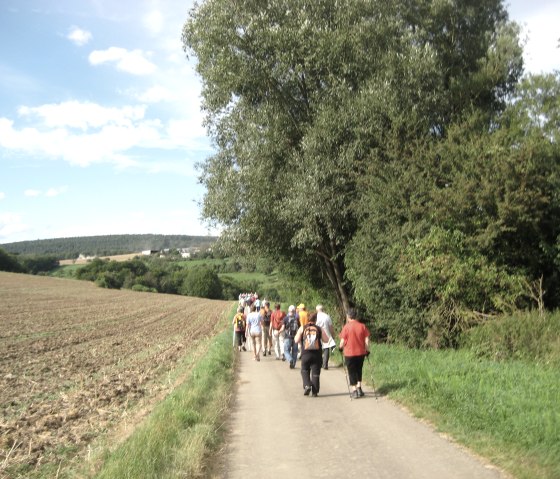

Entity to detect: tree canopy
[183,0,560,346]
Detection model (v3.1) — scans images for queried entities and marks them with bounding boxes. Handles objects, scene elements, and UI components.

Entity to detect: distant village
[76,247,205,262]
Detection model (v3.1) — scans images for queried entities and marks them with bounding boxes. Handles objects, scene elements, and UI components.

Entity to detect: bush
[19,255,59,274]
[131,284,158,293]
[459,310,560,365]
[0,248,24,273]
[181,267,223,299]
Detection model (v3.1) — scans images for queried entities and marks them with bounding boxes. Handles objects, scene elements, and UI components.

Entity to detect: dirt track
[217,349,509,479]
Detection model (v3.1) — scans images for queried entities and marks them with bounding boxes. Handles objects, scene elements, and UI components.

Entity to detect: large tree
[183,0,523,317]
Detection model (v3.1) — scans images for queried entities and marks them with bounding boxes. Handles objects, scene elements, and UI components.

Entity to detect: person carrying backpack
[283,305,300,369]
[294,312,328,396]
[339,308,370,398]
[232,307,247,352]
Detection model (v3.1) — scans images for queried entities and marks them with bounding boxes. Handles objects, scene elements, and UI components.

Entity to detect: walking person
[232,306,247,352]
[315,305,335,369]
[246,304,263,361]
[270,303,286,360]
[339,308,370,398]
[295,312,328,397]
[283,305,300,369]
[260,301,273,356]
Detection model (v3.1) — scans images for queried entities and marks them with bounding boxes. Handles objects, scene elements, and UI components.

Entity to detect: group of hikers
[232,300,370,399]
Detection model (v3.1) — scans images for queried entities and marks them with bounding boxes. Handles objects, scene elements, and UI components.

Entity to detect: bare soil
[0,272,231,477]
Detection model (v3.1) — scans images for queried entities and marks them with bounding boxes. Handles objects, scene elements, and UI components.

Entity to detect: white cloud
[143,10,164,36]
[89,47,156,76]
[67,26,92,46]
[137,85,174,103]
[18,101,146,130]
[24,189,41,197]
[0,99,211,170]
[0,192,5,200]
[520,9,560,74]
[45,186,68,197]
[0,213,28,240]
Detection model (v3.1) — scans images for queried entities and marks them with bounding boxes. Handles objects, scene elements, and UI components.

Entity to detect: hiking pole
[365,353,378,400]
[340,348,353,400]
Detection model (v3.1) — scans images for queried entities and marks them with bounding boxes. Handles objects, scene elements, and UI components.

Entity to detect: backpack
[286,315,299,338]
[302,323,321,351]
[234,313,246,330]
[262,311,271,327]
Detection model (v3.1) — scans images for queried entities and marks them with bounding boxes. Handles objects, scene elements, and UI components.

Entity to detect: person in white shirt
[315,305,335,369]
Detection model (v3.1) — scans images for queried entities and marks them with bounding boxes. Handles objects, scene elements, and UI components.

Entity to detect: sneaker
[304,386,312,396]
[351,390,359,399]
[289,362,295,369]
[357,387,365,397]
[263,351,267,357]
[312,392,318,397]
[282,355,285,361]
[242,346,246,351]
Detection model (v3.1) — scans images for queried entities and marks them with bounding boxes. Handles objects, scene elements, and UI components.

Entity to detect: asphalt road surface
[216,347,509,479]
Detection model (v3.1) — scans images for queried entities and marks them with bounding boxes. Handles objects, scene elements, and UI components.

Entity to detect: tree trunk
[317,241,351,320]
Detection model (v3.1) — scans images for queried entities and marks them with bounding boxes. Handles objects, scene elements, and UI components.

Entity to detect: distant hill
[0,234,218,259]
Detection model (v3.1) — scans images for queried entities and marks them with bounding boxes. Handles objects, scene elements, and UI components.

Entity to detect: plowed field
[0,272,231,477]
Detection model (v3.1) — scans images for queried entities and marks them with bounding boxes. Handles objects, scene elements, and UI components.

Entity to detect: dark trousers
[345,355,365,386]
[300,352,322,393]
[235,331,245,346]
[322,347,330,369]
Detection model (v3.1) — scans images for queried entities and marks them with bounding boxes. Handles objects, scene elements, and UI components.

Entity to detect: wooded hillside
[0,234,217,259]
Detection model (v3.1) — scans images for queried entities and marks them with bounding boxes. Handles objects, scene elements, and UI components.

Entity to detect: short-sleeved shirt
[271,310,286,330]
[297,310,308,327]
[247,311,262,335]
[339,320,370,357]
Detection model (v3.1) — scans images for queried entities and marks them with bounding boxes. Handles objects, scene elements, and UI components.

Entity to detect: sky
[0,1,559,245]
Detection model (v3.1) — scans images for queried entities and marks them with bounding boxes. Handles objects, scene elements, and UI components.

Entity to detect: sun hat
[289,305,296,312]
[297,303,305,309]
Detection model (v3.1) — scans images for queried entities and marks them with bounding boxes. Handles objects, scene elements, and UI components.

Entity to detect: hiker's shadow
[375,381,407,397]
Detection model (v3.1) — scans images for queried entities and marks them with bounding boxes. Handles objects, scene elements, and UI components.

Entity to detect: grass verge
[365,345,559,479]
[92,319,236,478]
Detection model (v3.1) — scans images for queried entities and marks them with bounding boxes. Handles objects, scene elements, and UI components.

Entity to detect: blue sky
[0,0,559,245]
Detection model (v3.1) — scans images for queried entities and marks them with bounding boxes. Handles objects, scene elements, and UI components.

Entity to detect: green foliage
[395,227,525,347]
[347,74,560,346]
[131,284,158,293]
[180,267,223,300]
[460,310,560,365]
[183,0,533,333]
[0,248,59,275]
[0,248,24,273]
[18,254,59,274]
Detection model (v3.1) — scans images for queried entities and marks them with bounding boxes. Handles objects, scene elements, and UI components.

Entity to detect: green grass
[50,264,81,278]
[90,314,236,479]
[365,345,560,479]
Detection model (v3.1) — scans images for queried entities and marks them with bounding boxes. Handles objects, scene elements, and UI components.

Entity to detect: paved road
[216,349,508,479]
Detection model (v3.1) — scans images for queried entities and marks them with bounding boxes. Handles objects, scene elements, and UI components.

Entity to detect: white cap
[288,305,295,312]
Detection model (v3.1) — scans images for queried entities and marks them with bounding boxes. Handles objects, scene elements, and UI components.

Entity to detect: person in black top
[294,313,328,397]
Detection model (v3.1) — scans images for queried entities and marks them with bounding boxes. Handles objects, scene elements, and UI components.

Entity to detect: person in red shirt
[339,308,370,399]
[270,303,286,360]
